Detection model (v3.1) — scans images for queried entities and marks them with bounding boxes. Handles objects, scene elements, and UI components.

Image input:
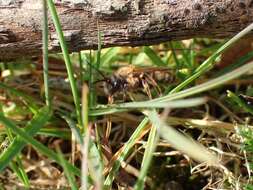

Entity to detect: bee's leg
[108,95,114,104]
[144,74,162,96]
[142,80,152,99]
[105,95,113,140]
[122,91,127,102]
[127,92,136,101]
[105,118,112,140]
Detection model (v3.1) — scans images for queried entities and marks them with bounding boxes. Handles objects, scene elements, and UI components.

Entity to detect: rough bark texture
[1,0,253,60]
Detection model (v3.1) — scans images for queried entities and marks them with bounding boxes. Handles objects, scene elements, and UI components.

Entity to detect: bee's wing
[131,67,171,76]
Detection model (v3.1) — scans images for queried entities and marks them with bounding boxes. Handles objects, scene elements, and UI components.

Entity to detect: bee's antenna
[92,79,107,84]
[85,59,107,79]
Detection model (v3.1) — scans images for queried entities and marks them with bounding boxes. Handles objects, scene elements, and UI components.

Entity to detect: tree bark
[0,0,253,60]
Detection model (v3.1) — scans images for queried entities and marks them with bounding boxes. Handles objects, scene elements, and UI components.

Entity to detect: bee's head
[104,76,127,96]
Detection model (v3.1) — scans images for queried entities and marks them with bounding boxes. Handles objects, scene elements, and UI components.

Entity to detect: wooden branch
[1,0,253,60]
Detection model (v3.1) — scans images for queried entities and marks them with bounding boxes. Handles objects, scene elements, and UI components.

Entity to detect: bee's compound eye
[113,81,117,87]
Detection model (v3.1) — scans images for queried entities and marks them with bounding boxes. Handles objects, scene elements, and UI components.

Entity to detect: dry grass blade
[146,110,219,165]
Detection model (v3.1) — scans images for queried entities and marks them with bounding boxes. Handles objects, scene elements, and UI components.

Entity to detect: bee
[97,65,175,101]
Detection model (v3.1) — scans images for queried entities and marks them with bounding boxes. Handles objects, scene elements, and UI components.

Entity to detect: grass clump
[0,2,253,190]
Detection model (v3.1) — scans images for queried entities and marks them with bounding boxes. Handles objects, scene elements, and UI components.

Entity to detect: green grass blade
[60,115,83,144]
[169,42,181,68]
[0,128,71,140]
[104,117,149,189]
[146,110,218,164]
[89,107,128,116]
[170,22,253,94]
[0,112,81,177]
[0,83,39,114]
[81,131,90,190]
[0,106,51,172]
[90,97,207,116]
[46,0,82,126]
[101,47,120,66]
[196,42,222,56]
[4,119,30,187]
[227,90,253,115]
[117,97,207,108]
[134,125,158,190]
[79,52,84,83]
[88,51,97,108]
[96,30,102,68]
[57,148,79,190]
[38,128,71,139]
[143,46,166,66]
[42,0,50,107]
[17,162,30,187]
[88,139,104,189]
[214,51,253,77]
[6,127,30,188]
[10,161,30,188]
[171,41,192,68]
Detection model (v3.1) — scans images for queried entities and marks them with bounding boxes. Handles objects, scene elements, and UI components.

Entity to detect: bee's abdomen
[153,70,175,83]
